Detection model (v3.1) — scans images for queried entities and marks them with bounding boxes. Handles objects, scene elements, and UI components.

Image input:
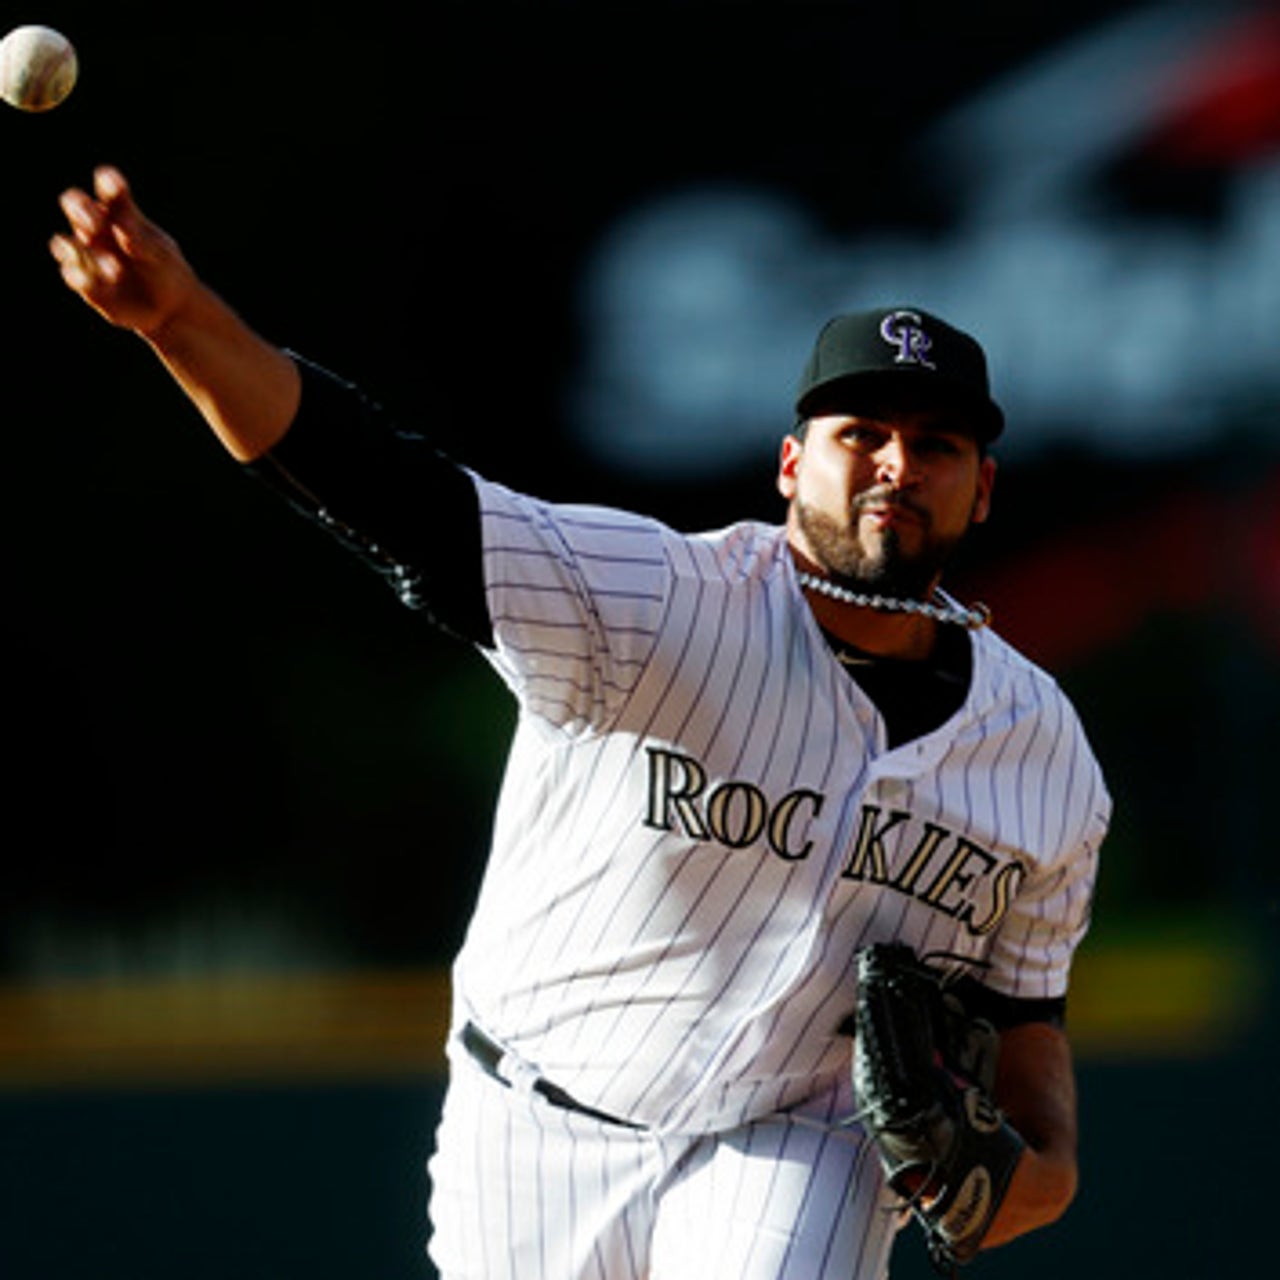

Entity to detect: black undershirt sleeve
[950,975,1067,1030]
[243,354,492,648]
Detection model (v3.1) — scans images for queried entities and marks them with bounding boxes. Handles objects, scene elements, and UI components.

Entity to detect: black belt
[461,1021,642,1129]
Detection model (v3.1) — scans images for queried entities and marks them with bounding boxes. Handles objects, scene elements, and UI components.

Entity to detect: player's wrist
[134,268,210,347]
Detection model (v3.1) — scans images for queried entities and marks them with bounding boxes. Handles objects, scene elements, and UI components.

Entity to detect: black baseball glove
[850,943,1025,1274]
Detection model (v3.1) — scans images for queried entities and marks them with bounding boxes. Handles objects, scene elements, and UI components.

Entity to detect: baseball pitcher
[51,166,1108,1280]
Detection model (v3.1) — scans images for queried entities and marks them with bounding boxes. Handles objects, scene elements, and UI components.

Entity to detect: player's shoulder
[970,624,1096,733]
[972,622,1065,695]
[686,517,788,560]
[972,625,1111,821]
[469,473,682,571]
[972,625,1106,762]
[471,472,657,533]
[470,473,786,584]
[669,518,791,589]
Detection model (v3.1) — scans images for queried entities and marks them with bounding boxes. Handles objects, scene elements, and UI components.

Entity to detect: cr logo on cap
[879,310,936,370]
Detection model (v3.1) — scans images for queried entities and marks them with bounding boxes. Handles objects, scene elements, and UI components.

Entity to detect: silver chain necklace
[796,571,991,630]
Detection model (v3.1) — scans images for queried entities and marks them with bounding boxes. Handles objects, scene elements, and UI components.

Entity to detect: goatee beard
[794,498,947,600]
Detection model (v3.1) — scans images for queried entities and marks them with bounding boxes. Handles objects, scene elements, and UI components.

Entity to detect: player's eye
[842,424,888,451]
[914,433,963,457]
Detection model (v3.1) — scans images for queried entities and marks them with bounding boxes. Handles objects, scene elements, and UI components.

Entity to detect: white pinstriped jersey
[452,474,1108,1136]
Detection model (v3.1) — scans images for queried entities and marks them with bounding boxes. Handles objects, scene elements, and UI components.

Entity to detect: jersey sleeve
[244,353,491,645]
[473,478,671,734]
[984,724,1110,1004]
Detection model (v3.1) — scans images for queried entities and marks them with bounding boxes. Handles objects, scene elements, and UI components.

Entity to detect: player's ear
[777,432,804,500]
[970,454,997,525]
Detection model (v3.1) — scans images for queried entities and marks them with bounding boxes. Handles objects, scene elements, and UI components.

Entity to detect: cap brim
[796,369,1004,442]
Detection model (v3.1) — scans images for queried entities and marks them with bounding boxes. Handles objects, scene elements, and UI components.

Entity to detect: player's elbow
[1030,1121,1081,1225]
[1040,1155,1079,1225]
[984,1147,1078,1250]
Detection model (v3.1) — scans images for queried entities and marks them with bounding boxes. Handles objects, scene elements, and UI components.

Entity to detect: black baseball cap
[795,307,1005,442]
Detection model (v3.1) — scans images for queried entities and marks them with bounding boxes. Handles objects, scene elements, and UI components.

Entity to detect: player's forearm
[142,281,300,462]
[983,1021,1079,1248]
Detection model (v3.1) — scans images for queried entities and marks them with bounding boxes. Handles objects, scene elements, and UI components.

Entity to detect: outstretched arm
[50,165,491,643]
[50,165,299,461]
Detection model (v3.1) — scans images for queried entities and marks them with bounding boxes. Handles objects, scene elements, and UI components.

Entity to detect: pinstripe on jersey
[450,475,1108,1137]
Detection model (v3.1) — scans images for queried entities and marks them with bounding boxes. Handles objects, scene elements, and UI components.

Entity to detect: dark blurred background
[1,2,1276,1277]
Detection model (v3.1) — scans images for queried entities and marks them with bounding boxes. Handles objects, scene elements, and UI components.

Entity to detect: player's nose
[873,434,920,486]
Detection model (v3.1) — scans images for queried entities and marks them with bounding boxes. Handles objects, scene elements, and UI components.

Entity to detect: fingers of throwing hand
[52,174,146,310]
[93,165,128,204]
[58,171,161,264]
[91,166,164,262]
[50,168,192,333]
[58,186,104,246]
[48,232,90,290]
[50,227,126,308]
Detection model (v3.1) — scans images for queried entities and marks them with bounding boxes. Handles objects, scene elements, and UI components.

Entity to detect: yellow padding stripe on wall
[0,938,1263,1090]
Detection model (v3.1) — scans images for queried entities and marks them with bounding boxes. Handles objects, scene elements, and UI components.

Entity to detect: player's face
[777,411,996,598]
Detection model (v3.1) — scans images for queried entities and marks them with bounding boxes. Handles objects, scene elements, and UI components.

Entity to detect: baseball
[0,25,78,112]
